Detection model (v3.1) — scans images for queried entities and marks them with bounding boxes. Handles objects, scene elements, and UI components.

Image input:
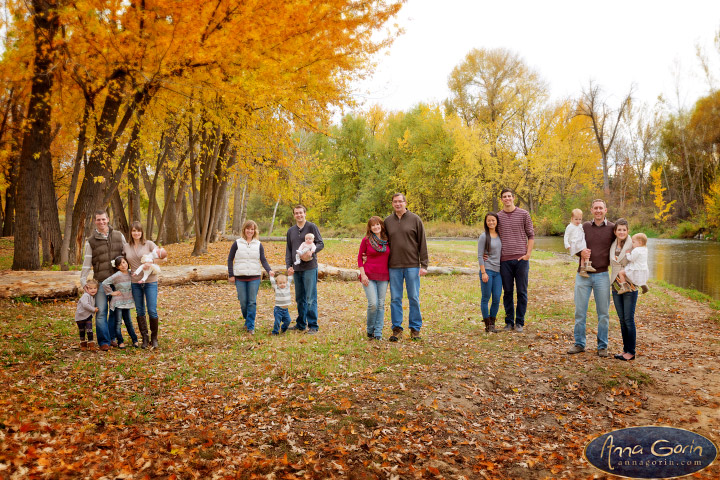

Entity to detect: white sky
[351,0,720,113]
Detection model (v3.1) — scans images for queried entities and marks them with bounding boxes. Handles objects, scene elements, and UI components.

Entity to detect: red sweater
[357,236,390,281]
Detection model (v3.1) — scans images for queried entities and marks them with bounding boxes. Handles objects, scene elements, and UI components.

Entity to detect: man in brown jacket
[384,193,428,341]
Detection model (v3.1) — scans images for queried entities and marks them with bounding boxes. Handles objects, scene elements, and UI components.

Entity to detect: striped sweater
[496,207,535,262]
[270,277,293,308]
[102,271,135,311]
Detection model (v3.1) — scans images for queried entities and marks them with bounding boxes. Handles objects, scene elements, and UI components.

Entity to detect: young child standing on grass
[616,233,650,294]
[564,208,597,277]
[102,256,139,348]
[75,279,99,350]
[270,273,293,335]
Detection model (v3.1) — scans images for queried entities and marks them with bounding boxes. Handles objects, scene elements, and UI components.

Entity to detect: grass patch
[655,280,720,310]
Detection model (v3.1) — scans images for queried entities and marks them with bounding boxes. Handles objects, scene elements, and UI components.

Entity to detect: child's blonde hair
[632,233,648,246]
[305,233,315,241]
[276,274,288,283]
[571,208,583,219]
[85,279,99,287]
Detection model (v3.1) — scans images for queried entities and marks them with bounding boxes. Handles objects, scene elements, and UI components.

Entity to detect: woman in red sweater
[358,216,391,340]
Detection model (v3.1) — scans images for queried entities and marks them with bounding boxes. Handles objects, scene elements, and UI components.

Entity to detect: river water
[533,236,720,301]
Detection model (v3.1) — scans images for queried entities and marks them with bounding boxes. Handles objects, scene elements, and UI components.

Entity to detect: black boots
[137,315,150,349]
[149,316,159,349]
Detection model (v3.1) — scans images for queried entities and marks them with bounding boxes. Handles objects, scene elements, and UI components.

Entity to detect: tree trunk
[269,193,281,236]
[13,0,59,270]
[38,148,62,265]
[60,105,90,269]
[232,174,248,234]
[2,150,19,237]
[110,188,129,236]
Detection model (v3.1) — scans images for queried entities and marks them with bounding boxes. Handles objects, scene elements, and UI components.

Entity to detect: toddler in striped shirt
[270,273,293,335]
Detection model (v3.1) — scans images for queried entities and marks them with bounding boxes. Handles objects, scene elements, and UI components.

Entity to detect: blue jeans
[273,307,292,334]
[389,268,422,332]
[613,289,638,356]
[94,287,111,347]
[363,280,388,338]
[480,270,502,319]
[114,308,138,345]
[500,259,529,327]
[573,272,611,350]
[293,269,318,331]
[131,282,158,318]
[235,279,261,331]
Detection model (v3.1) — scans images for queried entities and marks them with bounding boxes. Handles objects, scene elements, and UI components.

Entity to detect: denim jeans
[131,282,158,318]
[480,270,502,319]
[363,280,388,338]
[573,271,611,350]
[500,259,529,327]
[272,307,292,334]
[612,289,638,356]
[94,287,111,347]
[235,279,261,331]
[114,308,138,345]
[389,268,422,332]
[293,269,318,331]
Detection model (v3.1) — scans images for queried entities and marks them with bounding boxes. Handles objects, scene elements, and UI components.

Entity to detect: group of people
[75,193,649,359]
[76,211,165,351]
[227,194,429,341]
[565,199,649,361]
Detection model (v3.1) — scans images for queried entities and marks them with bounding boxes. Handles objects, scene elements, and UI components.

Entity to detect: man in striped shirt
[497,189,535,333]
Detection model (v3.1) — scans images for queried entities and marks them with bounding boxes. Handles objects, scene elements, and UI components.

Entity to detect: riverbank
[1,243,718,478]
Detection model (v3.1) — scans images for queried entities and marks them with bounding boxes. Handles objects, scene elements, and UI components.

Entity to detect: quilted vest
[233,238,262,276]
[88,227,125,282]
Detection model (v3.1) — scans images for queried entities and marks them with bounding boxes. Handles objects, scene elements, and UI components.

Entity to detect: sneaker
[374,336,383,341]
[270,332,279,336]
[514,325,524,333]
[567,345,585,354]
[503,324,514,332]
[248,330,255,335]
[597,348,608,358]
[367,332,374,339]
[388,335,399,342]
[305,329,318,335]
[410,329,422,341]
[288,325,306,332]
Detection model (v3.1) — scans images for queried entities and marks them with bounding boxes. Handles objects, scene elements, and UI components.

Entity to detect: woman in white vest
[227,220,274,334]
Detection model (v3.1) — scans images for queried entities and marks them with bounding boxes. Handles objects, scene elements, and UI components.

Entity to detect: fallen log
[0,264,478,299]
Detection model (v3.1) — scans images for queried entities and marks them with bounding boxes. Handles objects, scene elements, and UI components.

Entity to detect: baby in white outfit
[617,233,650,294]
[294,233,316,265]
[134,247,168,283]
[564,209,596,277]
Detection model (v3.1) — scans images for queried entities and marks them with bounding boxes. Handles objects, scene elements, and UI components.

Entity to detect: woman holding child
[124,222,163,349]
[228,220,274,335]
[478,213,501,333]
[358,216,390,340]
[609,218,638,361]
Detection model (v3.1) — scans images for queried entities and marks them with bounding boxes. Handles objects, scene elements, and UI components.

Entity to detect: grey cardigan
[477,233,501,273]
[609,237,633,285]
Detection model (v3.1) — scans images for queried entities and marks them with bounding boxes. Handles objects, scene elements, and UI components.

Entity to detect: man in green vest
[80,210,126,351]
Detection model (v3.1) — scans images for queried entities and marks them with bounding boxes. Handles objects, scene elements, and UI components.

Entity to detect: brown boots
[137,315,150,349]
[483,317,497,333]
[149,316,159,349]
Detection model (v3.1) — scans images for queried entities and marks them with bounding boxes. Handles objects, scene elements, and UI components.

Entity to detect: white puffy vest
[233,238,262,276]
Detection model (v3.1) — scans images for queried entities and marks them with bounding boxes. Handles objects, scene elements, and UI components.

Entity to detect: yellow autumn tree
[650,165,675,222]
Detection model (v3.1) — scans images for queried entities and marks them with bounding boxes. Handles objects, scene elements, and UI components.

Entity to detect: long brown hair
[365,216,387,240]
[614,218,629,246]
[242,220,259,240]
[130,221,145,245]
